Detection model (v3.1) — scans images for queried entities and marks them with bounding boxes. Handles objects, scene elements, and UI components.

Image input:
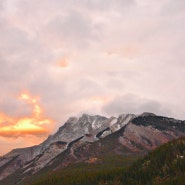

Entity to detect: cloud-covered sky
[0,0,185,155]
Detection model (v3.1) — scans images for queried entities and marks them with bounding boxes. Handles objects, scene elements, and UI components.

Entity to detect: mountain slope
[12,137,185,185]
[0,113,185,185]
[0,114,135,181]
[120,136,185,185]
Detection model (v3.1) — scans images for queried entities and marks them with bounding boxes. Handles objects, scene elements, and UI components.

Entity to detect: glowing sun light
[0,92,54,137]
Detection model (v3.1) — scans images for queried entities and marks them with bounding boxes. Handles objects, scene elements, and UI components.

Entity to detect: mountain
[119,136,185,185]
[21,137,185,185]
[0,113,185,185]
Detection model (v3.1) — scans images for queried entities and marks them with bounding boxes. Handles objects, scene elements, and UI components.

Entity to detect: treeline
[27,137,185,185]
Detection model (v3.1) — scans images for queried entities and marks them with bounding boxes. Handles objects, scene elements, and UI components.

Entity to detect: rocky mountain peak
[1,112,185,184]
[66,116,79,124]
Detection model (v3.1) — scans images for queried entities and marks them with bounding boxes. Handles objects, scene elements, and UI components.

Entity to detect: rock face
[0,113,185,184]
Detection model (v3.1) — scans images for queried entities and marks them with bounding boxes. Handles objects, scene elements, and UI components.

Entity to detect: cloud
[43,10,100,50]
[0,98,32,118]
[102,94,174,118]
[56,58,69,68]
[0,134,47,156]
[0,1,4,10]
[73,0,135,12]
[0,124,48,138]
[0,92,54,138]
[0,0,185,154]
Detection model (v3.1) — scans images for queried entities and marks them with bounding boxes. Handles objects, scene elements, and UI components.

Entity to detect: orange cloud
[106,44,139,59]
[0,134,47,155]
[89,96,112,105]
[57,58,69,68]
[0,92,54,138]
[0,112,14,126]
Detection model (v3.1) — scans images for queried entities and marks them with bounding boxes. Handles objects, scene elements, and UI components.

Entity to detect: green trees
[27,137,185,185]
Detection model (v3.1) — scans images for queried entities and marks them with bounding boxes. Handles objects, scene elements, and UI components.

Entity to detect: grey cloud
[45,10,100,49]
[0,0,184,126]
[27,75,105,122]
[0,1,4,11]
[77,0,135,11]
[162,0,185,16]
[77,77,104,96]
[15,0,135,13]
[0,20,31,54]
[0,98,32,118]
[102,94,173,118]
[0,0,184,155]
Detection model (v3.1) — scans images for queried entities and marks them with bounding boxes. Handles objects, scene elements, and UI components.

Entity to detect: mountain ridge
[0,112,185,185]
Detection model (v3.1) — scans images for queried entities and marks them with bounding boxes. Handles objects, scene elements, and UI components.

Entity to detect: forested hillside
[20,137,185,185]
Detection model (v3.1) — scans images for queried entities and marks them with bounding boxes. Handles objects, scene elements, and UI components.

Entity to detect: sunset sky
[0,0,185,155]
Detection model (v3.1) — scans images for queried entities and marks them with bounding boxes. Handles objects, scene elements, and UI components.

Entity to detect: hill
[0,113,185,185]
[22,137,185,185]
